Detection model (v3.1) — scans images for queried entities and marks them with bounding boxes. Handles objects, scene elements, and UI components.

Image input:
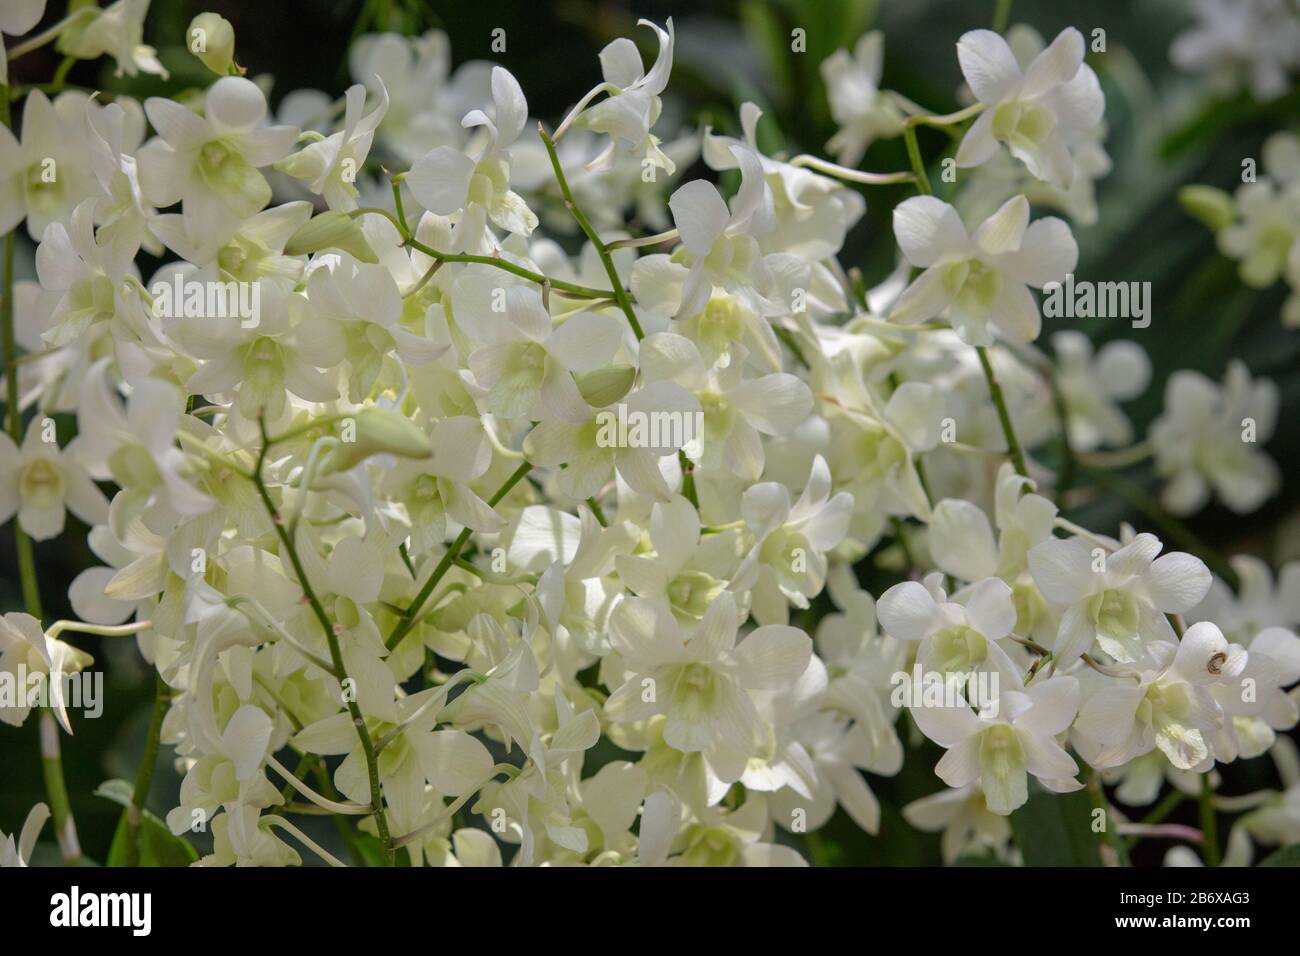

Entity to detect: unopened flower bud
[285,211,379,263]
[188,13,237,76]
[575,365,636,407]
[1178,186,1234,232]
[327,408,431,473]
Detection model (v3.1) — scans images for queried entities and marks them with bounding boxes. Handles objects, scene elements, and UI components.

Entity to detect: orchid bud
[285,211,379,263]
[1178,185,1234,232]
[327,408,431,473]
[575,365,636,407]
[188,13,237,76]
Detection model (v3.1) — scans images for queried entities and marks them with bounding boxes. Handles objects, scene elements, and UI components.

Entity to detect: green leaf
[351,832,389,867]
[1258,844,1300,867]
[1010,788,1103,867]
[95,779,199,867]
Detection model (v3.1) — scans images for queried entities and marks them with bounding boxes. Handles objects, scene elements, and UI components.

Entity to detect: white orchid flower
[0,416,108,541]
[523,379,703,502]
[0,612,92,733]
[1028,532,1212,670]
[704,102,866,262]
[820,31,905,166]
[164,703,282,835]
[473,690,600,865]
[58,0,166,80]
[168,279,343,420]
[458,279,622,423]
[380,416,505,553]
[605,592,812,781]
[1169,0,1300,101]
[614,494,738,621]
[34,199,144,348]
[1073,623,1247,770]
[295,682,495,835]
[891,193,1077,344]
[638,332,812,482]
[902,785,1013,863]
[910,673,1081,815]
[308,251,449,402]
[567,18,676,174]
[278,82,389,210]
[955,27,1104,188]
[1190,555,1300,645]
[83,96,160,257]
[1210,625,1300,760]
[1149,360,1279,516]
[672,793,809,866]
[0,90,98,240]
[1218,160,1300,290]
[733,454,854,625]
[407,66,537,250]
[197,806,300,867]
[741,654,827,807]
[151,200,314,286]
[928,463,1059,643]
[822,356,945,520]
[815,564,907,763]
[770,707,892,836]
[138,77,299,232]
[654,144,776,320]
[1051,331,1150,451]
[879,573,1025,688]
[348,29,483,163]
[73,361,215,535]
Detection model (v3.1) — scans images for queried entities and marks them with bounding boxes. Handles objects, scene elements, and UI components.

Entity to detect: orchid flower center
[991,99,1055,148]
[943,257,1002,314]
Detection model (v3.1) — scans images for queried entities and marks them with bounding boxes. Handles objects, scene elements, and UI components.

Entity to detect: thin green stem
[975,346,1030,478]
[390,179,410,233]
[787,154,916,186]
[385,461,532,652]
[1087,768,1131,866]
[1076,442,1153,470]
[1126,788,1187,848]
[606,228,679,250]
[891,516,917,570]
[538,125,644,340]
[585,496,607,527]
[902,126,932,195]
[357,184,619,301]
[992,0,1014,34]
[402,236,614,299]
[1199,773,1220,866]
[251,421,393,864]
[125,672,170,866]
[904,102,986,130]
[352,205,404,234]
[50,56,77,94]
[44,619,152,641]
[6,8,97,61]
[1047,370,1076,504]
[39,711,80,863]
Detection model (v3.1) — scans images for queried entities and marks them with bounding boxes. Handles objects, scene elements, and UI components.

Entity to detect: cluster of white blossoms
[1170,0,1300,101]
[1183,131,1300,330]
[1,3,1297,868]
